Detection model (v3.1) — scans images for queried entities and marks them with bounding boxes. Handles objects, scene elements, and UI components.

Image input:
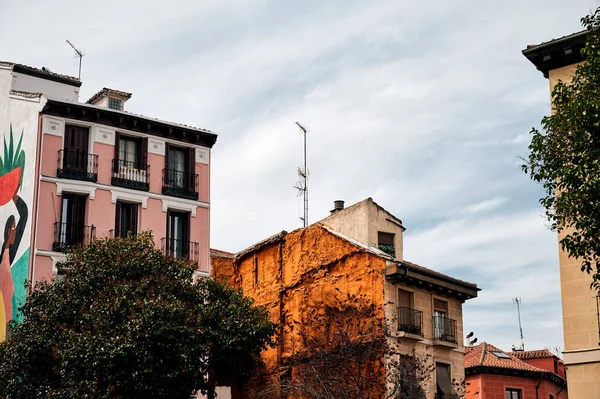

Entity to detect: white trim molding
[92,126,116,145]
[195,147,209,164]
[35,249,67,274]
[162,197,200,217]
[111,189,148,208]
[43,116,65,137]
[56,180,96,199]
[148,138,165,155]
[563,347,600,365]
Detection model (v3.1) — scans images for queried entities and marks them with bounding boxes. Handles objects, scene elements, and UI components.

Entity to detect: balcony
[53,222,96,252]
[109,229,137,239]
[378,244,395,257]
[111,159,150,191]
[433,315,457,344]
[398,307,423,336]
[161,237,199,263]
[162,169,199,200]
[57,149,98,182]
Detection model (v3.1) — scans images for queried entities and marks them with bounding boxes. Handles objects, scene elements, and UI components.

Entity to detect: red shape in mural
[0,167,22,206]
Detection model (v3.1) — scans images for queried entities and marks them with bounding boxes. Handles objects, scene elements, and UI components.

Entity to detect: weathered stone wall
[212,223,388,393]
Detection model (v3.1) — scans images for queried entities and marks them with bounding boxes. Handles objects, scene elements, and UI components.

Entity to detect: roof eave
[523,30,587,78]
[12,64,81,87]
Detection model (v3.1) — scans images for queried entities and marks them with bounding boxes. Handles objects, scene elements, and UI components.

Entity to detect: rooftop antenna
[465,331,478,347]
[293,122,308,227]
[512,297,525,351]
[65,40,84,79]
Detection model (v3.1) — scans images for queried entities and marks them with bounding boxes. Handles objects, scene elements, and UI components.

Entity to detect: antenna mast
[512,297,525,351]
[293,122,308,227]
[66,40,84,79]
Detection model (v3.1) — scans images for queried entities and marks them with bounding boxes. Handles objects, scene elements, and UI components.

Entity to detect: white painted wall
[11,71,79,102]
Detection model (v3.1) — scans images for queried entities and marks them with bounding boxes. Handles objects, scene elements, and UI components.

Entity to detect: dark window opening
[433,299,456,342]
[114,202,138,238]
[436,363,455,399]
[112,133,149,191]
[506,389,522,399]
[378,231,395,257]
[165,210,190,259]
[162,144,198,200]
[58,125,97,182]
[398,289,422,335]
[53,193,94,251]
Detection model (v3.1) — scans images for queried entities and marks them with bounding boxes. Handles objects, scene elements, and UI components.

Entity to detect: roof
[523,30,587,78]
[399,260,478,289]
[87,87,133,104]
[235,231,287,261]
[210,248,235,259]
[1,61,81,87]
[511,349,560,361]
[43,97,218,148]
[465,343,544,372]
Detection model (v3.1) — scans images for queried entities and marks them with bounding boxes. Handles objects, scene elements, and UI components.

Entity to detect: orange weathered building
[212,198,479,398]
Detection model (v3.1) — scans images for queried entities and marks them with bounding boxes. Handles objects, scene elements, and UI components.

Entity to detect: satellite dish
[470,337,478,345]
[466,332,474,339]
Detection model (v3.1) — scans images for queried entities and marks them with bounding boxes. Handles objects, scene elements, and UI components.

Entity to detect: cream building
[524,30,600,397]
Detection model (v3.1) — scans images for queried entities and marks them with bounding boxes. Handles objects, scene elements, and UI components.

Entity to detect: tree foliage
[0,233,276,398]
[523,7,600,290]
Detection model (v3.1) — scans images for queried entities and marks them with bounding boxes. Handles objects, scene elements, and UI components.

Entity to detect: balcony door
[167,210,190,259]
[59,194,86,246]
[433,299,448,339]
[115,202,138,238]
[63,125,89,174]
[167,146,188,189]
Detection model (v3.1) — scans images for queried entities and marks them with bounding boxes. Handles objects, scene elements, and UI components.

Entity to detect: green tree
[0,233,276,398]
[523,7,600,291]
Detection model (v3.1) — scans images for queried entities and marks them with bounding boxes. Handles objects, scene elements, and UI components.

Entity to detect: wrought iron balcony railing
[57,149,98,182]
[161,237,199,263]
[53,222,96,252]
[398,307,423,336]
[162,168,199,200]
[433,315,457,343]
[111,159,150,191]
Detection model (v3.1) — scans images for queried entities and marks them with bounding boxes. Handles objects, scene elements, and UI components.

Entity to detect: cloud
[3,0,598,352]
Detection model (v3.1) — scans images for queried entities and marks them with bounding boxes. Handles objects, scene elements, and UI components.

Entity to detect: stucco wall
[465,373,567,399]
[321,198,404,260]
[0,66,46,339]
[11,72,79,102]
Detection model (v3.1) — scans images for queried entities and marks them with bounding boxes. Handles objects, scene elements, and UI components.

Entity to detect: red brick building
[465,343,567,399]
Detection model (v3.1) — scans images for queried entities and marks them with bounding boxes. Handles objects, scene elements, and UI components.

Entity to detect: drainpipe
[535,376,543,399]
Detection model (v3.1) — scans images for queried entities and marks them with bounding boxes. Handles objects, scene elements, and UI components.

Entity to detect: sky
[1,0,598,354]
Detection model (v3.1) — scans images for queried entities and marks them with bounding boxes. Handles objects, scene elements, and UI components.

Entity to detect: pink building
[0,62,216,339]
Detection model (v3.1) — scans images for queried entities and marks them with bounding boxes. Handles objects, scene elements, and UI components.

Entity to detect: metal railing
[111,159,150,191]
[57,149,98,182]
[109,229,137,239]
[53,222,96,252]
[398,307,423,336]
[378,244,395,257]
[161,238,199,263]
[162,168,199,200]
[433,315,457,343]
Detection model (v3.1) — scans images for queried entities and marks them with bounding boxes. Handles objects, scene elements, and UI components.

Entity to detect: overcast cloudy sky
[2,0,597,353]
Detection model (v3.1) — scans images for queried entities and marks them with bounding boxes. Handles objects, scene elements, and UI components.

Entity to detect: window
[114,202,138,238]
[54,193,89,251]
[433,299,449,340]
[163,144,197,199]
[166,210,190,259]
[506,389,522,399]
[398,289,422,335]
[436,363,455,398]
[112,133,148,190]
[108,97,122,110]
[119,136,139,166]
[378,231,395,257]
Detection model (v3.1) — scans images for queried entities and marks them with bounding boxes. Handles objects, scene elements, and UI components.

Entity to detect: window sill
[390,330,424,341]
[432,339,458,348]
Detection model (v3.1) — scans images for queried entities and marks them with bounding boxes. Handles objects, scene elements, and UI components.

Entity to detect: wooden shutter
[398,289,413,309]
[140,137,148,168]
[188,147,195,191]
[130,204,138,234]
[378,232,394,245]
[434,299,448,313]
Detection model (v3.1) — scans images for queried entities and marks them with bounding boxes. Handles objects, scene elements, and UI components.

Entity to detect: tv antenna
[293,122,309,227]
[66,40,84,79]
[465,331,478,347]
[511,297,525,351]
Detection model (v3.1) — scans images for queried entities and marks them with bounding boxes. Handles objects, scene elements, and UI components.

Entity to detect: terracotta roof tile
[1,61,80,85]
[86,87,132,104]
[210,248,235,258]
[511,349,560,360]
[465,343,546,373]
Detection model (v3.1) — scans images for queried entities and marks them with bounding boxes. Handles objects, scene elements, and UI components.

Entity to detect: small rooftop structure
[86,87,133,111]
[522,30,587,78]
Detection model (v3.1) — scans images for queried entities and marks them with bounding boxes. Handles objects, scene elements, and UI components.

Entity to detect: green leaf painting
[0,124,26,188]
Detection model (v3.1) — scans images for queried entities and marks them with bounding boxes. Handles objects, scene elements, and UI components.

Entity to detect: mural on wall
[0,124,28,340]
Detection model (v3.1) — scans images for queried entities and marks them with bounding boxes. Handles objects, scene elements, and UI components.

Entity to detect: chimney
[86,87,132,111]
[330,200,345,214]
